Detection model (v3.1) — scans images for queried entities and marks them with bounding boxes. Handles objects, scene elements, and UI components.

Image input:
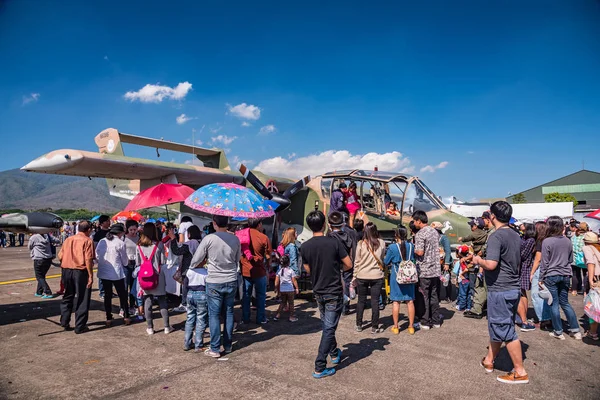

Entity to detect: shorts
[487,289,520,343]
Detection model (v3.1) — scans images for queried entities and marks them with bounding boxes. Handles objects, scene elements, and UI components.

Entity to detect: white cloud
[420,161,449,173]
[258,124,276,135]
[22,93,40,105]
[255,150,414,179]
[124,81,192,103]
[176,113,195,125]
[211,135,237,146]
[241,121,251,127]
[195,139,203,145]
[231,155,254,168]
[288,153,296,159]
[209,126,222,134]
[227,103,261,120]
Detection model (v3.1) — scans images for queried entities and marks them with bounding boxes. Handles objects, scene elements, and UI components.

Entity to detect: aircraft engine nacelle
[0,212,64,234]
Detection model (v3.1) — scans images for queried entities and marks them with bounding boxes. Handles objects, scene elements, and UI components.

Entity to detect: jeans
[100,279,130,320]
[457,281,472,310]
[419,277,441,326]
[314,294,343,373]
[144,295,169,330]
[356,278,384,328]
[60,268,91,332]
[206,281,237,353]
[181,275,189,306]
[98,278,105,297]
[531,269,551,322]
[544,275,580,335]
[185,290,209,350]
[124,266,136,309]
[242,275,267,323]
[33,258,53,295]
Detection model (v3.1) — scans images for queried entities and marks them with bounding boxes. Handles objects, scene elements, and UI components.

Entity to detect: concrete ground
[0,245,598,400]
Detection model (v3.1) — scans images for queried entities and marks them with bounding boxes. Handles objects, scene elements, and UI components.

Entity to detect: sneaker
[204,349,221,358]
[146,328,154,335]
[119,309,125,318]
[173,305,186,313]
[34,293,43,297]
[413,322,421,330]
[520,323,536,332]
[421,325,431,330]
[330,348,342,364]
[223,347,232,354]
[312,368,336,379]
[371,326,383,334]
[569,331,582,340]
[259,319,269,325]
[355,325,363,332]
[549,331,565,340]
[273,315,280,321]
[41,294,55,299]
[432,324,441,329]
[497,371,529,384]
[136,315,145,322]
[480,357,494,373]
[74,326,90,334]
[164,327,175,335]
[289,317,298,322]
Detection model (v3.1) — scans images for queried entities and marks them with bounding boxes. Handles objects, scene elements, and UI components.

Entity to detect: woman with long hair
[353,222,386,333]
[582,231,600,340]
[517,223,536,332]
[345,182,361,228]
[135,222,171,335]
[384,226,416,335]
[95,223,131,326]
[280,227,300,276]
[540,216,581,340]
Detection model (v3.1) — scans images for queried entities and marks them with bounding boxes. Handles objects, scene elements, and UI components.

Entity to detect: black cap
[468,218,485,230]
[481,211,491,220]
[109,223,125,234]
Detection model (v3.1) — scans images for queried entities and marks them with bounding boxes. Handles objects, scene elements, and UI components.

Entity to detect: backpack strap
[396,243,403,262]
[138,245,148,263]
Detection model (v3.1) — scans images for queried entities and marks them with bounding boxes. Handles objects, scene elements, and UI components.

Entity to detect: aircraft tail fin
[95,128,138,200]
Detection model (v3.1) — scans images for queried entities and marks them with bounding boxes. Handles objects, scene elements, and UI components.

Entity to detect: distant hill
[0,169,128,211]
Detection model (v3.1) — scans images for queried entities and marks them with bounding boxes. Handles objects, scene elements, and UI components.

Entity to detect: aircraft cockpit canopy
[320,169,447,216]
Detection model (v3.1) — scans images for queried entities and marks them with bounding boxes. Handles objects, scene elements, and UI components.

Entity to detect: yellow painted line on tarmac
[0,269,97,285]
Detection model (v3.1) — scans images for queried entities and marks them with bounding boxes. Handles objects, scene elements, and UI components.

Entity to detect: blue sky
[1,0,599,201]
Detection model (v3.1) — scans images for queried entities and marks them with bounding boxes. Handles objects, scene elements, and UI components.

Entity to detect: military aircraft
[22,128,472,244]
[0,212,63,234]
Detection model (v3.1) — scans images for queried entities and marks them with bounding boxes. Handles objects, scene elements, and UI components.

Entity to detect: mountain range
[0,169,128,211]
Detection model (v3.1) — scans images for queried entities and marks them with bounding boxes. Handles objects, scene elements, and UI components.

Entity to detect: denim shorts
[487,289,520,343]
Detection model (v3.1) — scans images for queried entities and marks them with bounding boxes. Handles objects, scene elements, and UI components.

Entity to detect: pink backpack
[138,245,159,291]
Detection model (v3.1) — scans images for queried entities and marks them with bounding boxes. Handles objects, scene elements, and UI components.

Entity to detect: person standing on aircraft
[240,218,272,325]
[301,211,352,379]
[345,182,361,228]
[59,221,94,334]
[330,182,348,216]
[29,232,56,298]
[93,215,111,299]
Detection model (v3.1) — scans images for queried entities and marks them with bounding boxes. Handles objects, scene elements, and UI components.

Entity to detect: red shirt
[240,229,272,279]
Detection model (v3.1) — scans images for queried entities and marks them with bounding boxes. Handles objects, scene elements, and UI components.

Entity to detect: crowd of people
[18,200,600,383]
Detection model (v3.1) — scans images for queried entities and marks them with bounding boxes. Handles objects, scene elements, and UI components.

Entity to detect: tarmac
[0,244,599,400]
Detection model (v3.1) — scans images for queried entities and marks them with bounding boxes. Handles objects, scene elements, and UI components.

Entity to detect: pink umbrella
[125,183,195,220]
[585,209,600,221]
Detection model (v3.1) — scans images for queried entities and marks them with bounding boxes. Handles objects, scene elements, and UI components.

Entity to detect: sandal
[391,327,400,335]
[586,332,599,341]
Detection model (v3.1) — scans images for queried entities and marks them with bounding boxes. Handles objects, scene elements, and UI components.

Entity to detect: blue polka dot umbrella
[184,183,276,218]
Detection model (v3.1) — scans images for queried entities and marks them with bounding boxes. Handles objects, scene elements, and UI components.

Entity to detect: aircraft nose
[21,150,82,172]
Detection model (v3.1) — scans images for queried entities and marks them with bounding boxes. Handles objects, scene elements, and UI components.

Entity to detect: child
[184,266,209,352]
[274,255,299,322]
[454,246,473,312]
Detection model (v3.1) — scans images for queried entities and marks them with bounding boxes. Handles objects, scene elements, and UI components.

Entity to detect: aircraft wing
[21,149,242,187]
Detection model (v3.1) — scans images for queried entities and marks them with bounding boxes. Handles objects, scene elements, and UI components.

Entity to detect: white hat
[538,283,553,306]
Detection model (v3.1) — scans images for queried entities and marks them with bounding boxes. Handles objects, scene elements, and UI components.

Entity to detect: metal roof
[322,170,413,182]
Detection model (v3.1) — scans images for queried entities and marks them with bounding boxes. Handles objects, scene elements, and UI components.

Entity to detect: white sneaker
[549,332,565,340]
[119,309,125,318]
[164,327,175,335]
[569,332,582,340]
[433,324,441,329]
[146,328,154,336]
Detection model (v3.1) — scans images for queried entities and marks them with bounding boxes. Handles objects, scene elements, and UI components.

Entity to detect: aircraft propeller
[239,164,310,212]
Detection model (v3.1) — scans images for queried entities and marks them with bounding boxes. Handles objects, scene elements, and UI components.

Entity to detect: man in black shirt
[301,211,352,379]
[327,212,358,315]
[93,215,110,299]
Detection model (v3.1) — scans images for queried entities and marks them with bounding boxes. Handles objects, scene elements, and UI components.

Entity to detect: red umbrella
[112,211,144,223]
[124,183,195,220]
[585,209,600,221]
